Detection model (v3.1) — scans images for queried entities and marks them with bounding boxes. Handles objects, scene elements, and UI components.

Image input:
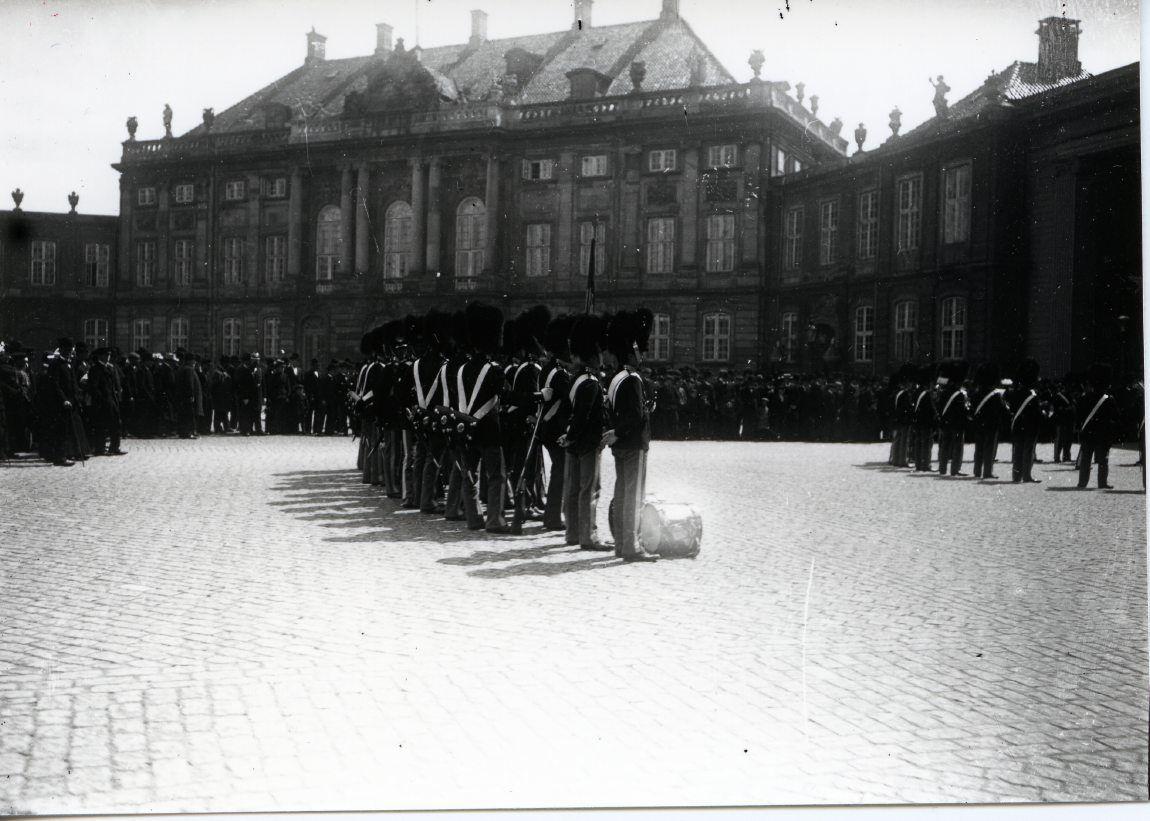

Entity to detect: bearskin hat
[423,309,451,354]
[606,311,635,360]
[974,362,999,389]
[543,314,574,359]
[501,315,522,360]
[519,305,552,356]
[1017,357,1040,387]
[465,301,504,354]
[359,331,376,357]
[1088,361,1113,390]
[56,336,75,353]
[569,313,605,361]
[404,314,425,352]
[449,310,470,352]
[951,359,970,385]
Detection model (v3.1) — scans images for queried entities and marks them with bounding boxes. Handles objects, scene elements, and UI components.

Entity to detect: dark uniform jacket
[539,360,571,446]
[456,356,505,448]
[565,368,605,455]
[912,388,936,428]
[608,367,651,452]
[174,363,203,416]
[1007,387,1042,435]
[87,362,120,410]
[1078,389,1120,438]
[970,388,1008,433]
[937,386,970,430]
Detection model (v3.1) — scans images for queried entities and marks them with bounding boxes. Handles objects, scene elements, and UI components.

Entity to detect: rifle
[510,398,545,535]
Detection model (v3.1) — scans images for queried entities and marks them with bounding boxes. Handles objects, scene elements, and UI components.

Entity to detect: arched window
[940,297,966,359]
[701,312,731,362]
[455,197,486,277]
[893,300,917,362]
[315,205,342,281]
[383,201,414,278]
[853,305,874,363]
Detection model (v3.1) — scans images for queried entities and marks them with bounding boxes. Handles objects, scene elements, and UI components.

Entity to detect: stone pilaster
[425,158,442,274]
[355,163,370,275]
[339,166,353,275]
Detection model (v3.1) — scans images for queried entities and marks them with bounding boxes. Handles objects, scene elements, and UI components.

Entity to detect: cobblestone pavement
[0,435,1146,813]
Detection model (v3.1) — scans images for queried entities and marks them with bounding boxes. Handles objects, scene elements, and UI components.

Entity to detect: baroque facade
[0,5,1141,376]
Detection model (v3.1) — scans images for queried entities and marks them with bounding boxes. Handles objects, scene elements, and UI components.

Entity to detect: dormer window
[225,180,246,201]
[707,144,738,169]
[173,183,195,204]
[581,155,608,177]
[648,149,677,173]
[565,67,610,100]
[137,187,157,206]
[521,159,555,181]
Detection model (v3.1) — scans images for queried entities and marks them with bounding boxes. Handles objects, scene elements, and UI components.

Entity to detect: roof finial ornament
[68,191,79,213]
[828,116,843,136]
[748,49,764,81]
[629,61,646,92]
[930,75,951,117]
[11,188,23,211]
[162,103,173,139]
[854,122,867,153]
[888,106,902,138]
[202,108,215,132]
[809,94,819,117]
[125,116,138,141]
[795,81,805,104]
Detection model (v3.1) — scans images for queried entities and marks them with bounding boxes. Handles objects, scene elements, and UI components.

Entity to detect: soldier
[969,363,1007,480]
[395,315,422,508]
[888,366,915,467]
[538,314,575,532]
[412,311,450,514]
[603,310,658,562]
[377,320,406,499]
[360,329,390,486]
[909,367,936,472]
[1050,378,1077,463]
[561,314,611,551]
[88,348,127,456]
[303,358,322,434]
[234,354,260,436]
[1076,362,1119,489]
[1008,358,1042,483]
[505,306,550,525]
[440,311,472,522]
[174,352,203,439]
[42,338,86,466]
[936,360,970,476]
[456,302,511,533]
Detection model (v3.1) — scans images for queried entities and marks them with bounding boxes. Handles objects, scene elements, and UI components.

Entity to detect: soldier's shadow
[439,543,577,566]
[467,555,621,578]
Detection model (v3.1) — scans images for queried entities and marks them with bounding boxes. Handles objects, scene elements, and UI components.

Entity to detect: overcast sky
[0,0,1140,216]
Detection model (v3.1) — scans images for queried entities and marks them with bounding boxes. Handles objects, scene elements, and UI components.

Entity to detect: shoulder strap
[974,389,999,417]
[941,389,964,419]
[1081,394,1111,433]
[1011,391,1036,430]
[459,361,493,415]
[608,369,635,409]
[569,372,591,405]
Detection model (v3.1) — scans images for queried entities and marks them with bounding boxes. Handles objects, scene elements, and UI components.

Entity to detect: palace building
[0,4,1141,377]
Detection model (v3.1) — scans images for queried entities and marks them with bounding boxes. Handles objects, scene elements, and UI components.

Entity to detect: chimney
[573,0,593,31]
[470,9,488,46]
[1036,17,1082,82]
[375,23,394,56]
[305,28,327,65]
[661,0,679,20]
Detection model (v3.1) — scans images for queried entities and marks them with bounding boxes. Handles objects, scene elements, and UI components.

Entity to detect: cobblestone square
[0,436,1146,813]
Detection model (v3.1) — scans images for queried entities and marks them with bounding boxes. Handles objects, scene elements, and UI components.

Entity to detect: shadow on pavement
[439,543,577,566]
[468,555,621,578]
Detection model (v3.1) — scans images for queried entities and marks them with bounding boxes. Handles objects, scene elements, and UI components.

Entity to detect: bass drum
[608,498,702,559]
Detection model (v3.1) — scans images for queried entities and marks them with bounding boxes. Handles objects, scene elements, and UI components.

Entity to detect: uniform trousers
[542,442,566,529]
[1011,432,1039,482]
[1053,425,1074,462]
[381,427,402,496]
[937,428,965,475]
[610,448,650,558]
[563,449,601,547]
[1077,432,1112,488]
[460,444,507,530]
[401,430,417,506]
[889,425,909,467]
[910,424,933,471]
[444,447,465,520]
[418,435,445,513]
[971,429,999,478]
[361,418,381,484]
[91,404,122,454]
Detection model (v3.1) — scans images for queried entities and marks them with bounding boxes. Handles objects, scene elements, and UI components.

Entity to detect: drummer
[602,309,659,563]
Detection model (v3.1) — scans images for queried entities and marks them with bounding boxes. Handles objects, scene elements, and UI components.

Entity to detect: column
[288,168,303,278]
[425,158,442,274]
[355,163,370,275]
[339,166,353,275]
[556,151,575,283]
[156,182,170,287]
[484,154,500,274]
[680,147,699,273]
[117,182,132,292]
[410,159,426,275]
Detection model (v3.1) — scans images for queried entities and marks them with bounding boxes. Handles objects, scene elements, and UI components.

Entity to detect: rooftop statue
[930,75,951,117]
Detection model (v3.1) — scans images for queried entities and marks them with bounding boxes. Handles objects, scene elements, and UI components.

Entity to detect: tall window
[893,300,917,362]
[581,155,608,177]
[265,235,286,283]
[648,149,677,172]
[173,239,194,286]
[772,147,787,177]
[169,316,189,352]
[173,183,195,204]
[30,241,57,286]
[525,224,552,277]
[224,180,246,201]
[222,317,241,357]
[265,177,288,198]
[780,312,798,363]
[819,200,839,266]
[701,312,731,362]
[131,318,152,352]
[650,313,671,361]
[383,201,413,278]
[784,207,803,271]
[316,205,342,281]
[455,197,486,277]
[857,190,878,260]
[854,306,874,363]
[943,162,972,244]
[521,159,555,181]
[262,317,281,358]
[84,243,110,287]
[136,241,155,287]
[578,221,606,277]
[896,174,922,254]
[83,318,109,350]
[940,297,966,359]
[137,187,156,206]
[223,237,243,284]
[707,144,738,168]
[646,217,675,274]
[705,213,736,273]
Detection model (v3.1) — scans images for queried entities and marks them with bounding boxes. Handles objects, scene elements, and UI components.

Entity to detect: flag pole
[584,236,596,315]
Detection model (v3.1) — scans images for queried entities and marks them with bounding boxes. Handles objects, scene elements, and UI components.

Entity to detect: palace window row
[136,176,288,208]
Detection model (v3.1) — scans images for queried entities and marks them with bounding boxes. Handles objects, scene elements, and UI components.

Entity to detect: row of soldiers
[887,358,1137,488]
[0,339,366,462]
[351,302,660,561]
